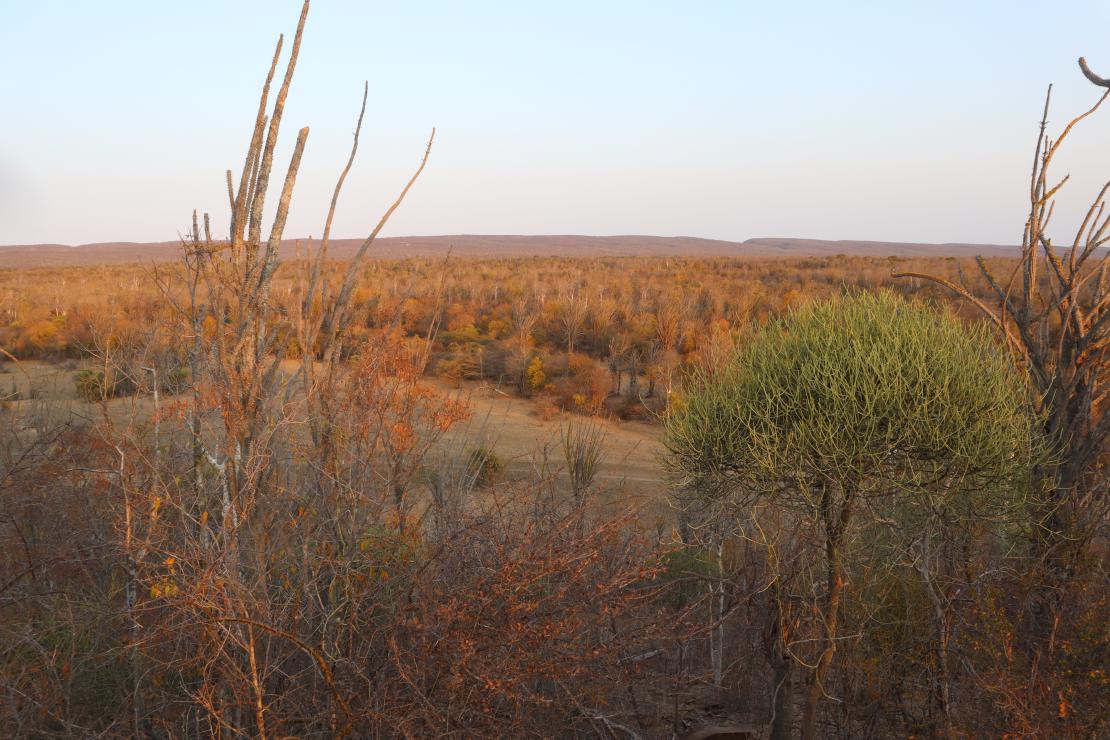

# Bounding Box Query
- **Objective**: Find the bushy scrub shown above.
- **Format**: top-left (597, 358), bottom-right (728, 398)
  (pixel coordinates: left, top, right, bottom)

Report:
top-left (74, 369), bottom-right (137, 402)
top-left (466, 444), bottom-right (505, 487)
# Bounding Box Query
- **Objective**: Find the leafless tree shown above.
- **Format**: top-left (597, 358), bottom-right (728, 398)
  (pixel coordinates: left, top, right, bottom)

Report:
top-left (895, 57), bottom-right (1110, 625)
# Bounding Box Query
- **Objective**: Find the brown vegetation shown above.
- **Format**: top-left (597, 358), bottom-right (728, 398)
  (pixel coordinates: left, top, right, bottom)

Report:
top-left (1, 2), bottom-right (1108, 737)
top-left (0, 253), bottom-right (1010, 420)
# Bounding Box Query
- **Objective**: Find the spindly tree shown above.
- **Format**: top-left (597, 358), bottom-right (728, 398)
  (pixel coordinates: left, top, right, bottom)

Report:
top-left (896, 57), bottom-right (1110, 628)
top-left (664, 291), bottom-right (1037, 739)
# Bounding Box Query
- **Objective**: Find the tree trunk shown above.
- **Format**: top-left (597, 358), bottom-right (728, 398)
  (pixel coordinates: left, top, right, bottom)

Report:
top-left (800, 551), bottom-right (843, 740)
top-left (933, 621), bottom-right (952, 738)
top-left (769, 596), bottom-right (796, 740)
top-left (711, 541), bottom-right (725, 687)
top-left (801, 487), bottom-right (852, 740)
top-left (917, 537), bottom-right (953, 738)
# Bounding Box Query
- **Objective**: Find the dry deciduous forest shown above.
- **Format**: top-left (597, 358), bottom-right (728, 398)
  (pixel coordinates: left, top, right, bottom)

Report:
top-left (2, 2), bottom-right (1109, 738)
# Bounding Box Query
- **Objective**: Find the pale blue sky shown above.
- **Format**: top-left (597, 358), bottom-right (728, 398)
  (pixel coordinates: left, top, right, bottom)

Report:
top-left (3, 1), bottom-right (1110, 245)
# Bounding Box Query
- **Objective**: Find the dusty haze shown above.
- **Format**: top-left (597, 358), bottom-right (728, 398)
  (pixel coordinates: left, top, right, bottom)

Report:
top-left (0, 235), bottom-right (1020, 268)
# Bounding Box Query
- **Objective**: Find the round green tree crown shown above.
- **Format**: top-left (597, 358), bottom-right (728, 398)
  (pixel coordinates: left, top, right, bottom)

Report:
top-left (665, 291), bottom-right (1037, 506)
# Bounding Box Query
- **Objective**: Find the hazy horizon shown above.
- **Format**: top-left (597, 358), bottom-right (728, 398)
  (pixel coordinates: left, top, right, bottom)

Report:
top-left (4, 1), bottom-right (1110, 246)
top-left (0, 233), bottom-right (1022, 250)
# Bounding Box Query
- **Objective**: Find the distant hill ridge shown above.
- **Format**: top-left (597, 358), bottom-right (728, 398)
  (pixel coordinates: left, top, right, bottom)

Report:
top-left (0, 234), bottom-right (1020, 267)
